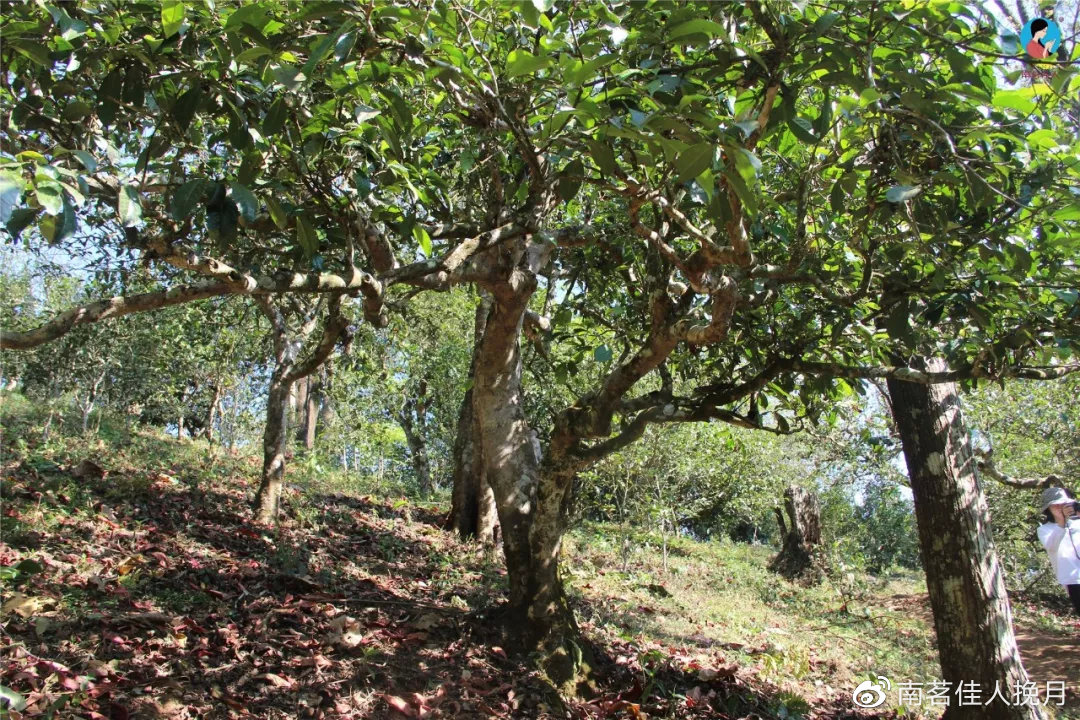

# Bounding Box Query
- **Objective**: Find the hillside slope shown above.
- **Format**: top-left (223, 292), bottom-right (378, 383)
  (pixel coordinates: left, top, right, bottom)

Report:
top-left (1, 398), bottom-right (1076, 719)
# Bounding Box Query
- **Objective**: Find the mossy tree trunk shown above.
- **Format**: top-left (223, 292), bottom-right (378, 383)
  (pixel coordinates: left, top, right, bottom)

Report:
top-left (887, 357), bottom-right (1045, 720)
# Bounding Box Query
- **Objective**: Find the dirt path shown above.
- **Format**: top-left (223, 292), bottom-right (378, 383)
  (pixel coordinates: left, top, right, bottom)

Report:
top-left (887, 593), bottom-right (1080, 711)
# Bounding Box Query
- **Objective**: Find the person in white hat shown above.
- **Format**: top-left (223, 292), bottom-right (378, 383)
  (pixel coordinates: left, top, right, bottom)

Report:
top-left (1036, 486), bottom-right (1080, 615)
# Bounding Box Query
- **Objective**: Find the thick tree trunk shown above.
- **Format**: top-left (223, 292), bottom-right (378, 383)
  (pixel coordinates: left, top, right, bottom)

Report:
top-left (254, 372), bottom-right (291, 525)
top-left (887, 358), bottom-right (1044, 720)
top-left (470, 269), bottom-right (593, 689)
top-left (768, 485), bottom-right (823, 582)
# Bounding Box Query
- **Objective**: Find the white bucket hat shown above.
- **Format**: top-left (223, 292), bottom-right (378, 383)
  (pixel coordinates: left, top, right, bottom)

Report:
top-left (1040, 487), bottom-right (1073, 511)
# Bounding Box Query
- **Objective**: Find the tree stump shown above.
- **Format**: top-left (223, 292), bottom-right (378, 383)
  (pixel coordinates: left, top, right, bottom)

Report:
top-left (768, 485), bottom-right (824, 583)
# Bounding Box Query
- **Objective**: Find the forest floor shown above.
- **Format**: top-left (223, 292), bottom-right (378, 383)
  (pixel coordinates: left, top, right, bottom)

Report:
top-left (1, 395), bottom-right (1077, 720)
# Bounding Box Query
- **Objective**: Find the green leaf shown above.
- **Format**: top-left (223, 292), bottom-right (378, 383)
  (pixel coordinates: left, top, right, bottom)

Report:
top-left (14, 559), bottom-right (43, 576)
top-left (0, 171), bottom-right (22, 224)
top-left (675, 143), bottom-right (713, 184)
top-left (722, 168), bottom-right (758, 216)
top-left (0, 684), bottom-right (27, 712)
top-left (859, 88), bottom-right (882, 105)
top-left (296, 214), bottom-right (318, 258)
top-left (35, 183), bottom-right (63, 215)
top-left (225, 3), bottom-right (270, 31)
top-left (886, 300), bottom-right (912, 344)
top-left (50, 195), bottom-right (77, 243)
top-left (335, 31), bottom-right (357, 63)
top-left (230, 183), bottom-right (258, 223)
top-left (62, 101), bottom-right (93, 122)
top-left (5, 207), bottom-right (38, 239)
top-left (70, 149), bottom-right (98, 172)
top-left (413, 224), bottom-right (432, 256)
top-left (991, 88), bottom-right (1035, 114)
top-left (118, 185), bottom-right (142, 226)
top-left (885, 185), bottom-right (921, 203)
top-left (812, 12), bottom-right (840, 37)
top-left (161, 0), bottom-right (185, 38)
top-left (172, 84), bottom-right (202, 131)
top-left (170, 179), bottom-right (206, 221)
top-left (263, 97), bottom-right (288, 136)
top-left (272, 64), bottom-right (306, 91)
top-left (235, 46), bottom-right (271, 64)
top-left (668, 19), bottom-right (726, 41)
top-left (829, 179), bottom-right (845, 213)
top-left (9, 40), bottom-right (50, 67)
top-left (47, 4), bottom-right (88, 40)
top-left (788, 117), bottom-right (820, 144)
top-left (594, 345), bottom-right (613, 363)
top-left (303, 24), bottom-right (351, 77)
top-left (97, 69), bottom-right (123, 127)
top-left (266, 195), bottom-right (288, 229)
top-left (557, 159), bottom-right (584, 202)
top-left (506, 50), bottom-right (551, 79)
top-left (586, 138), bottom-right (618, 176)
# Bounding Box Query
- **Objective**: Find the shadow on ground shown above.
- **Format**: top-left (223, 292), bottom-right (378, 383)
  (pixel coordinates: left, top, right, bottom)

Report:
top-left (2, 428), bottom-right (909, 719)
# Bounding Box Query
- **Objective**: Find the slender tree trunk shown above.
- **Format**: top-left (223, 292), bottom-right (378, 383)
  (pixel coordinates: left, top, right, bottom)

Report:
top-left (400, 397), bottom-right (433, 495)
top-left (205, 383), bottom-right (221, 443)
top-left (302, 376), bottom-right (319, 451)
top-left (292, 375), bottom-right (308, 436)
top-left (79, 369), bottom-right (107, 434)
top-left (887, 357), bottom-right (1045, 720)
top-left (255, 370), bottom-right (291, 524)
top-left (451, 295), bottom-right (499, 541)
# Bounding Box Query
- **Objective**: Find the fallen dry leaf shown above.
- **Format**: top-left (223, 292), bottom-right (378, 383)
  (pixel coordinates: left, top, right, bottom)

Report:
top-left (327, 615), bottom-right (364, 647)
top-left (382, 694), bottom-right (417, 717)
top-left (1, 593), bottom-right (50, 618)
top-left (260, 672), bottom-right (294, 689)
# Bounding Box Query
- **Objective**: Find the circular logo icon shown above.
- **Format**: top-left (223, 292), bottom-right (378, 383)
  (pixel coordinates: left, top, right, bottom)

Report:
top-left (852, 678), bottom-right (890, 708)
top-left (1021, 17), bottom-right (1061, 59)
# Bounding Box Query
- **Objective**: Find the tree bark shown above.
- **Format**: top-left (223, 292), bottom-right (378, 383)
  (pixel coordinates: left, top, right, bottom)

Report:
top-left (204, 382), bottom-right (221, 443)
top-left (302, 376), bottom-right (319, 451)
top-left (292, 375), bottom-right (309, 439)
top-left (887, 357), bottom-right (1045, 720)
top-left (254, 370), bottom-right (291, 524)
top-left (468, 265), bottom-right (592, 689)
top-left (400, 391), bottom-right (434, 496)
top-left (252, 294), bottom-right (350, 524)
top-left (768, 485), bottom-right (823, 582)
top-left (450, 295), bottom-right (498, 541)
top-left (449, 385), bottom-right (498, 541)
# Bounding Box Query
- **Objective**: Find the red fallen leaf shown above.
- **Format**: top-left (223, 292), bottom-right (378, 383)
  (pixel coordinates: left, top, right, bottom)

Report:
top-left (382, 694), bottom-right (417, 717)
top-left (490, 646), bottom-right (507, 658)
top-left (60, 674), bottom-right (81, 690)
